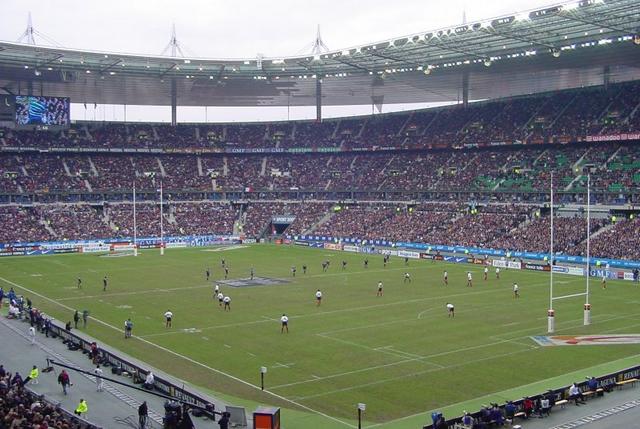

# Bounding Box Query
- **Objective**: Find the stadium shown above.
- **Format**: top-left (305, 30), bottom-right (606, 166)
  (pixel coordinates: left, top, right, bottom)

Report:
top-left (0, 0), bottom-right (640, 428)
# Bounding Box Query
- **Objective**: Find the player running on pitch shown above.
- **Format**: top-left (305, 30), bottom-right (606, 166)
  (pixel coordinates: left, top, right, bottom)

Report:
top-left (513, 283), bottom-right (520, 298)
top-left (217, 292), bottom-right (224, 307)
top-left (446, 303), bottom-right (455, 318)
top-left (403, 272), bottom-right (411, 283)
top-left (315, 289), bottom-right (323, 306)
top-left (601, 275), bottom-right (607, 289)
top-left (206, 268), bottom-right (211, 281)
top-left (223, 295), bottom-right (231, 311)
top-left (377, 281), bottom-right (384, 296)
top-left (77, 278), bottom-right (82, 289)
top-left (495, 267), bottom-right (500, 279)
top-left (484, 266), bottom-right (489, 281)
top-left (342, 260), bottom-right (347, 270)
top-left (466, 272), bottom-right (473, 287)
top-left (280, 314), bottom-right (289, 333)
top-left (291, 266), bottom-right (297, 277)
top-left (443, 270), bottom-right (448, 286)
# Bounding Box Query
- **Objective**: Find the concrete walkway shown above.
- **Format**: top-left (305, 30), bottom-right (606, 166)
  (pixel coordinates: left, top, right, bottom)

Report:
top-left (0, 315), bottom-right (226, 429)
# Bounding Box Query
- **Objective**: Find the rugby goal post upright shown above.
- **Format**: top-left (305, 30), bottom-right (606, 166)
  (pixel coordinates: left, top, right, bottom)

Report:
top-left (584, 174), bottom-right (591, 326)
top-left (133, 184), bottom-right (138, 256)
top-left (548, 173), bottom-right (590, 334)
top-left (159, 179), bottom-right (165, 256)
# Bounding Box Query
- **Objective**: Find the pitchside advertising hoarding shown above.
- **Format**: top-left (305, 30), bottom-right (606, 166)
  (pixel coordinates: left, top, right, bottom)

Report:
top-left (286, 235), bottom-right (639, 281)
top-left (288, 235), bottom-right (640, 270)
top-left (0, 235), bottom-right (240, 257)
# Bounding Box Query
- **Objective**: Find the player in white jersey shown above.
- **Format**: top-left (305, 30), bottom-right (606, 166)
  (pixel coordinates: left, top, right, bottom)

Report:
top-left (484, 266), bottom-right (489, 281)
top-left (315, 290), bottom-right (323, 306)
top-left (280, 314), bottom-right (289, 333)
top-left (223, 296), bottom-right (231, 311)
top-left (601, 275), bottom-right (607, 290)
top-left (443, 271), bottom-right (448, 286)
top-left (377, 281), bottom-right (383, 296)
top-left (513, 283), bottom-right (519, 298)
top-left (446, 303), bottom-right (455, 318)
top-left (217, 292), bottom-right (224, 307)
top-left (495, 267), bottom-right (500, 279)
top-left (164, 310), bottom-right (173, 328)
top-left (403, 272), bottom-right (411, 284)
top-left (467, 272), bottom-right (473, 287)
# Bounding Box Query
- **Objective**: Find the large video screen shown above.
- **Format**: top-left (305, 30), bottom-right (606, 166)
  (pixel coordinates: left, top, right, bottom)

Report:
top-left (15, 96), bottom-right (70, 126)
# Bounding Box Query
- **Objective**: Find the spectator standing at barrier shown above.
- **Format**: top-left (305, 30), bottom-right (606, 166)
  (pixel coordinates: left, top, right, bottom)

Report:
top-left (90, 342), bottom-right (100, 364)
top-left (73, 310), bottom-right (80, 329)
top-left (218, 411), bottom-right (230, 429)
top-left (74, 398), bottom-right (88, 416)
top-left (0, 286), bottom-right (4, 308)
top-left (28, 325), bottom-right (36, 345)
top-left (139, 401), bottom-right (148, 429)
top-left (523, 397), bottom-right (534, 417)
top-left (82, 310), bottom-right (89, 328)
top-left (94, 365), bottom-right (104, 392)
top-left (58, 370), bottom-right (70, 395)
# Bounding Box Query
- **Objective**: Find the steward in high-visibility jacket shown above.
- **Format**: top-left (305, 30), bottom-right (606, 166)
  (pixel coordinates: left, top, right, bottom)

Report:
top-left (28, 366), bottom-right (39, 384)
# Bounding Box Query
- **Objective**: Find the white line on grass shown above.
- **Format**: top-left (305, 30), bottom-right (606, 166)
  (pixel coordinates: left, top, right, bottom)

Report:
top-left (363, 350), bottom-right (640, 429)
top-left (140, 286), bottom-right (524, 339)
top-left (0, 276), bottom-right (357, 429)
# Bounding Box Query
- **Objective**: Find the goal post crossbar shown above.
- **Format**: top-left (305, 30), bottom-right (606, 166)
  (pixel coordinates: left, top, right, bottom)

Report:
top-left (551, 292), bottom-right (588, 301)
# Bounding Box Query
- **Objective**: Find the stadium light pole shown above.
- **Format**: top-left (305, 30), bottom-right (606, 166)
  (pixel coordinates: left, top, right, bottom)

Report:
top-left (260, 366), bottom-right (267, 390)
top-left (584, 174), bottom-right (591, 325)
top-left (133, 183), bottom-right (138, 256)
top-left (160, 179), bottom-right (165, 256)
top-left (548, 172), bottom-right (555, 333)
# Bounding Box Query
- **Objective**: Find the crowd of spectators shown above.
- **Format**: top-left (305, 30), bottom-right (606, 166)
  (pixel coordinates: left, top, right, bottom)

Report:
top-left (3, 80), bottom-right (639, 154)
top-left (0, 364), bottom-right (87, 429)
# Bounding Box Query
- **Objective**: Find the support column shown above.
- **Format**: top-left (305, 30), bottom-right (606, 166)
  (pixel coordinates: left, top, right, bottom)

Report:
top-left (171, 78), bottom-right (177, 126)
top-left (603, 65), bottom-right (610, 91)
top-left (27, 80), bottom-right (34, 96)
top-left (316, 77), bottom-right (322, 122)
top-left (462, 70), bottom-right (469, 108)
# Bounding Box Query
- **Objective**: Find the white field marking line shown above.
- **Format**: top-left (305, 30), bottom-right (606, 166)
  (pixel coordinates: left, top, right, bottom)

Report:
top-left (417, 307), bottom-right (437, 319)
top-left (139, 286), bottom-right (525, 339)
top-left (293, 346), bottom-right (537, 401)
top-left (0, 276), bottom-right (357, 429)
top-left (57, 284), bottom-right (213, 301)
top-left (489, 313), bottom-right (620, 341)
top-left (364, 352), bottom-right (640, 429)
top-left (316, 333), bottom-right (452, 368)
top-left (501, 321), bottom-right (521, 327)
top-left (316, 293), bottom-right (551, 337)
top-left (278, 314), bottom-right (629, 392)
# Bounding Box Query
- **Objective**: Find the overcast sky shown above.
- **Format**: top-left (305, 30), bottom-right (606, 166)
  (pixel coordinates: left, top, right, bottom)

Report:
top-left (2, 0), bottom-right (558, 58)
top-left (1, 0), bottom-right (560, 122)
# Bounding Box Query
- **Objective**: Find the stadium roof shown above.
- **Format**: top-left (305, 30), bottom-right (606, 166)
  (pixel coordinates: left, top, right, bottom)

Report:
top-left (0, 0), bottom-right (639, 107)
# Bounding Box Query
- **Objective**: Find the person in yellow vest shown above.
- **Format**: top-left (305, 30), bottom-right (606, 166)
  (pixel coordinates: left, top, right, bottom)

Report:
top-left (74, 398), bottom-right (88, 416)
top-left (29, 365), bottom-right (39, 385)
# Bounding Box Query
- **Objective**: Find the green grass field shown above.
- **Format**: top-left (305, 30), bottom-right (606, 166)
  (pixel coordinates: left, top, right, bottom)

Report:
top-left (1, 244), bottom-right (640, 428)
